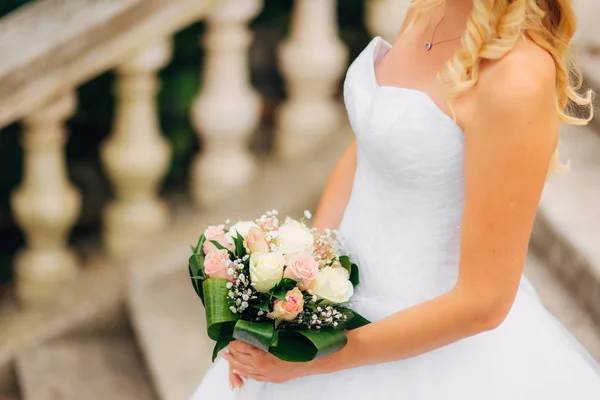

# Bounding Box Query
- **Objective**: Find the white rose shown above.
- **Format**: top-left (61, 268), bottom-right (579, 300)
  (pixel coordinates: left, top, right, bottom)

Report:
top-left (249, 252), bottom-right (285, 293)
top-left (227, 220), bottom-right (258, 242)
top-left (277, 218), bottom-right (314, 255)
top-left (310, 267), bottom-right (354, 304)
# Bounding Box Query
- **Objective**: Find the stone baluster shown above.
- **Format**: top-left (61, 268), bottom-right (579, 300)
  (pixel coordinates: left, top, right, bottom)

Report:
top-left (365, 0), bottom-right (408, 42)
top-left (275, 0), bottom-right (348, 160)
top-left (100, 38), bottom-right (173, 259)
top-left (11, 92), bottom-right (81, 307)
top-left (190, 0), bottom-right (263, 205)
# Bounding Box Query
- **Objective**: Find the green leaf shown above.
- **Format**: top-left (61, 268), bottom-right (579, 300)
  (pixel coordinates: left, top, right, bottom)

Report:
top-left (194, 235), bottom-right (206, 255)
top-left (339, 255), bottom-right (351, 269)
top-left (212, 338), bottom-right (234, 362)
top-left (189, 253), bottom-right (204, 276)
top-left (250, 295), bottom-right (271, 312)
top-left (208, 239), bottom-right (236, 259)
top-left (270, 330), bottom-right (280, 347)
top-left (233, 320), bottom-right (275, 352)
top-left (270, 278), bottom-right (299, 300)
top-left (338, 308), bottom-right (370, 330)
top-left (234, 231), bottom-right (247, 259)
top-left (188, 254), bottom-right (205, 302)
top-left (203, 279), bottom-right (238, 341)
top-left (281, 278), bottom-right (299, 290)
top-left (209, 240), bottom-right (229, 252)
top-left (270, 288), bottom-right (286, 301)
top-left (269, 328), bottom-right (347, 362)
top-left (349, 263), bottom-right (360, 287)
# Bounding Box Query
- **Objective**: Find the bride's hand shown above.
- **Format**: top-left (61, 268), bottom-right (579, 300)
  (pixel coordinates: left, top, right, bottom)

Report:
top-left (229, 360), bottom-right (244, 390)
top-left (224, 340), bottom-right (309, 384)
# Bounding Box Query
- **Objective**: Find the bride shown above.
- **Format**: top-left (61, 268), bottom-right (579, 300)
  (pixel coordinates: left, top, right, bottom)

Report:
top-left (191, 0), bottom-right (600, 398)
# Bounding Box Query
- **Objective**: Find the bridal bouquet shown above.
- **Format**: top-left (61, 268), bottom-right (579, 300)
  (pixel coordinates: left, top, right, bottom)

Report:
top-left (188, 210), bottom-right (369, 362)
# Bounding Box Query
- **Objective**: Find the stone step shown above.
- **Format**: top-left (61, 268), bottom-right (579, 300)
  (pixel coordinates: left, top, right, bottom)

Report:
top-left (0, 262), bottom-right (128, 393)
top-left (126, 132), bottom-right (350, 400)
top-left (530, 125), bottom-right (600, 326)
top-left (16, 336), bottom-right (157, 400)
top-left (524, 254), bottom-right (600, 361)
top-left (128, 265), bottom-right (213, 400)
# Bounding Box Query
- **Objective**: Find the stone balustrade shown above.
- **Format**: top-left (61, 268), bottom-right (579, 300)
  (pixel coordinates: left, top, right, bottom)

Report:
top-left (0, 0), bottom-right (404, 307)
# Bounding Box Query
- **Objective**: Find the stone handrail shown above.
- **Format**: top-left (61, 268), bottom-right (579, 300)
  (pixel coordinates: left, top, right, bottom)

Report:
top-left (0, 0), bottom-right (218, 130)
top-left (0, 0), bottom-right (404, 308)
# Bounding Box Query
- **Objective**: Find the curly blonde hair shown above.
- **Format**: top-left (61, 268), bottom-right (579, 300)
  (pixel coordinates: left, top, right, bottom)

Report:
top-left (410, 0), bottom-right (594, 171)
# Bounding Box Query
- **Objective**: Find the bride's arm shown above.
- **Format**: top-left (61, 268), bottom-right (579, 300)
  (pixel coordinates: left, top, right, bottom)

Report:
top-left (312, 140), bottom-right (357, 232)
top-left (224, 44), bottom-right (559, 383)
top-left (310, 48), bottom-right (559, 374)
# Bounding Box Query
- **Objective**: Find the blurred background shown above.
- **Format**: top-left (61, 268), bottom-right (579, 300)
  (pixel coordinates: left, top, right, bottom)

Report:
top-left (0, 0), bottom-right (598, 399)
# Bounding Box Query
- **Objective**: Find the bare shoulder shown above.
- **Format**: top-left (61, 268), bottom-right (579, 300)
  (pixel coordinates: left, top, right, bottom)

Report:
top-left (466, 36), bottom-right (558, 150)
top-left (477, 36), bottom-right (557, 119)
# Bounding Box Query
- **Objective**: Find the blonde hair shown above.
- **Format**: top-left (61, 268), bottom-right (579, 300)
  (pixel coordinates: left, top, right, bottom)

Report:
top-left (409, 0), bottom-right (594, 172)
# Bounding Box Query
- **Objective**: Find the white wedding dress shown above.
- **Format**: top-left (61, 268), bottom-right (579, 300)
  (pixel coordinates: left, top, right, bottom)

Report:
top-left (190, 37), bottom-right (600, 399)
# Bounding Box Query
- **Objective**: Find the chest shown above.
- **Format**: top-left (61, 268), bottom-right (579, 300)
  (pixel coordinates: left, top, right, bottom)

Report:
top-left (373, 30), bottom-right (464, 120)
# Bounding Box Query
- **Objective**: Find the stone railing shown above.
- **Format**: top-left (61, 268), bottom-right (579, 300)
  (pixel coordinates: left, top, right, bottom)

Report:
top-left (0, 0), bottom-right (406, 309)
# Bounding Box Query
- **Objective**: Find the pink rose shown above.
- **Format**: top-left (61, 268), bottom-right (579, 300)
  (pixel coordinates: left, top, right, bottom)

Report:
top-left (283, 253), bottom-right (319, 290)
top-left (204, 249), bottom-right (233, 281)
top-left (203, 225), bottom-right (231, 254)
top-left (267, 287), bottom-right (304, 321)
top-left (245, 227), bottom-right (270, 253)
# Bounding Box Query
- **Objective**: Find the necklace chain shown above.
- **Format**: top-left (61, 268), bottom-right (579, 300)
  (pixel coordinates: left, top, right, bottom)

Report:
top-left (426, 15), bottom-right (462, 51)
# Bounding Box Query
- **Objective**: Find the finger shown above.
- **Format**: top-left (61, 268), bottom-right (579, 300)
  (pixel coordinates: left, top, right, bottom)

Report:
top-left (224, 352), bottom-right (260, 370)
top-left (229, 366), bottom-right (244, 390)
top-left (246, 373), bottom-right (272, 383)
top-left (227, 351), bottom-right (261, 367)
top-left (226, 356), bottom-right (261, 376)
top-left (232, 368), bottom-right (248, 380)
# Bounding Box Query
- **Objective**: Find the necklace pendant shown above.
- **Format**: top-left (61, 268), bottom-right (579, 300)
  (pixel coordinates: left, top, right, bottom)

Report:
top-left (425, 42), bottom-right (432, 51)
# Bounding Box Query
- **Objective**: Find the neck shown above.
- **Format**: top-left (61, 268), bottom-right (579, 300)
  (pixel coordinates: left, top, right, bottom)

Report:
top-left (441, 0), bottom-right (473, 29)
top-left (444, 0), bottom-right (473, 9)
